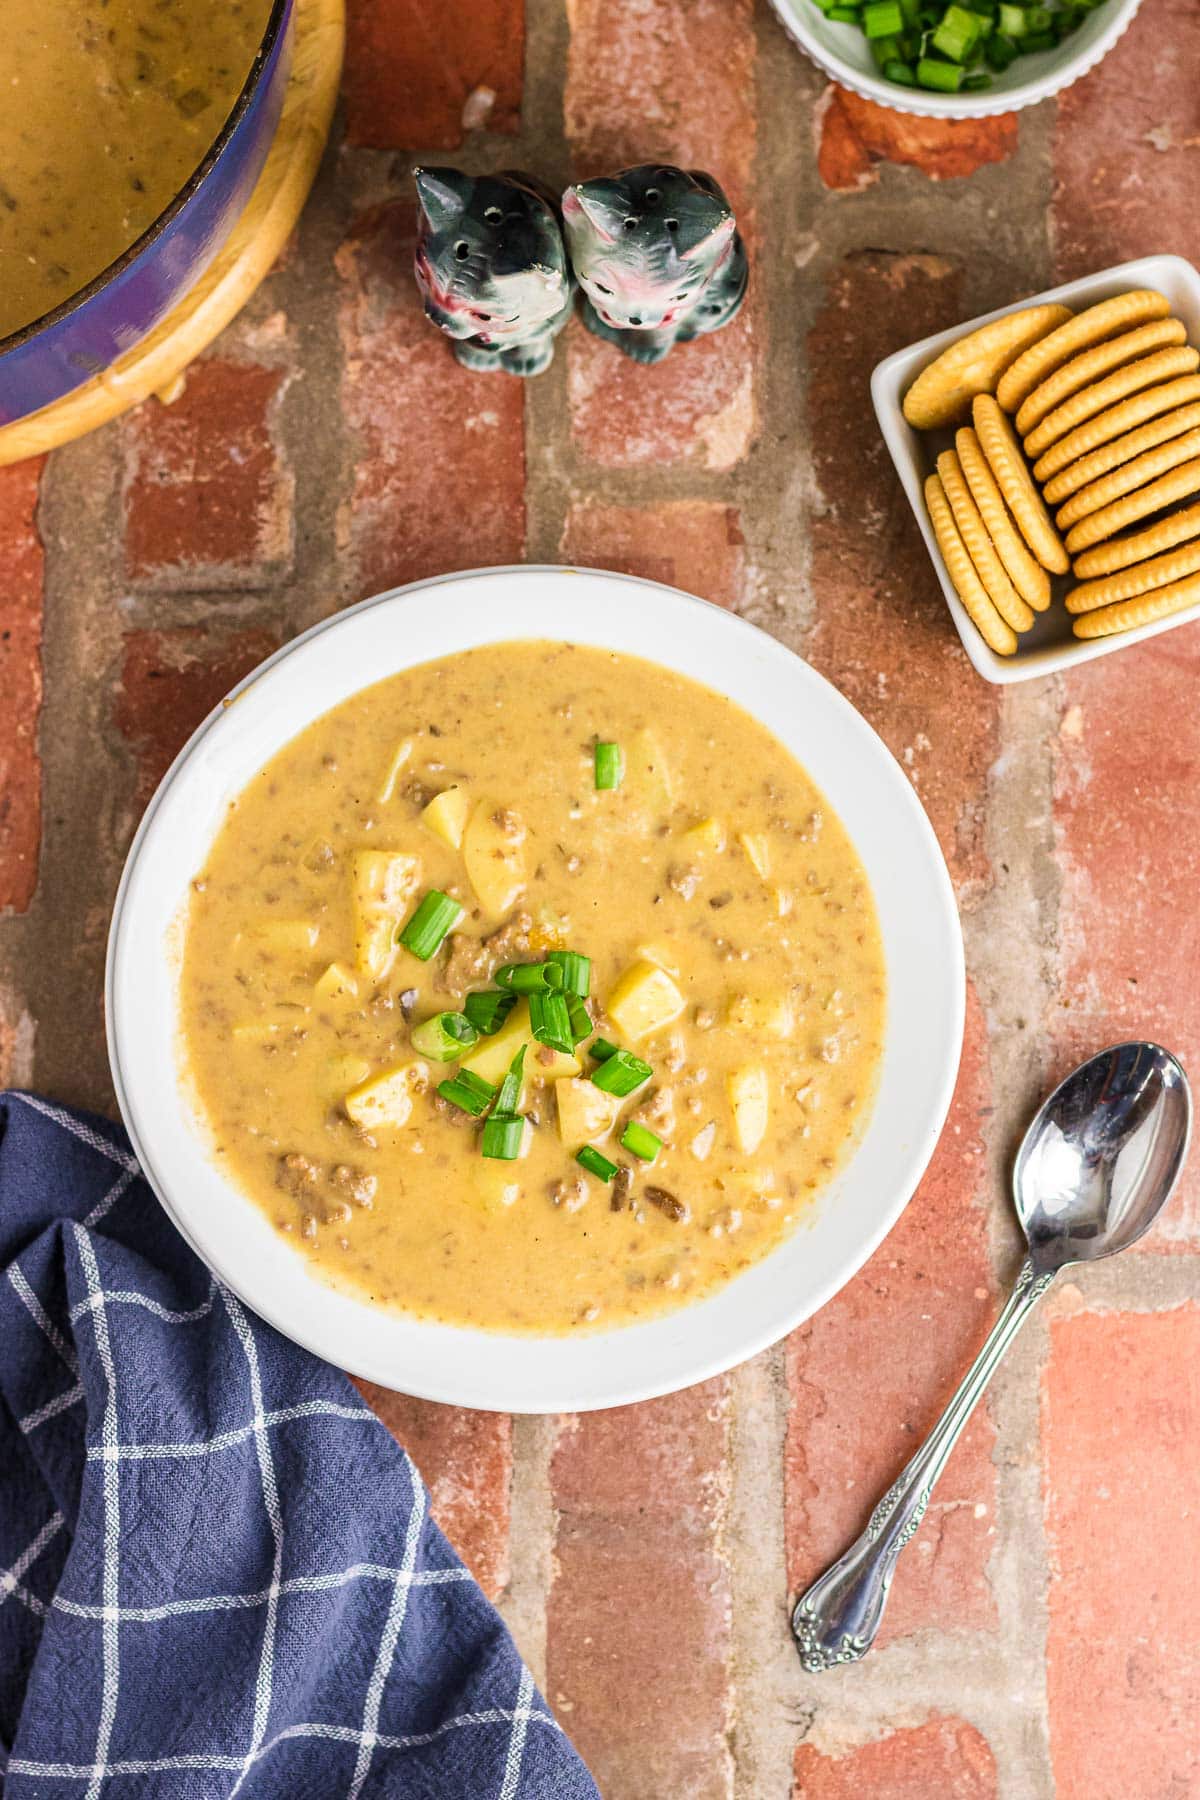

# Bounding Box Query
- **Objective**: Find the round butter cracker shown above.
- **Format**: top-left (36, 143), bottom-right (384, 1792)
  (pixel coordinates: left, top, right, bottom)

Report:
top-left (1023, 346), bottom-right (1200, 460)
top-left (925, 472), bottom-right (1019, 656)
top-left (1033, 376), bottom-right (1200, 482)
top-left (996, 289), bottom-right (1171, 414)
top-left (1056, 428), bottom-right (1200, 529)
top-left (1064, 457), bottom-right (1200, 555)
top-left (955, 427), bottom-right (1051, 610)
top-left (1072, 501), bottom-right (1200, 578)
top-left (973, 394), bottom-right (1069, 574)
top-left (1073, 570), bottom-right (1200, 639)
top-left (1043, 403), bottom-right (1200, 504)
top-left (903, 304), bottom-right (1073, 431)
top-left (937, 449), bottom-right (1035, 633)
top-left (1066, 541), bottom-right (1200, 614)
top-left (1014, 318), bottom-right (1187, 436)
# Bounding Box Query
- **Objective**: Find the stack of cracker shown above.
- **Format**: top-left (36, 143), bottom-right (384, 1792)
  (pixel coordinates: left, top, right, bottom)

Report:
top-left (904, 288), bottom-right (1200, 654)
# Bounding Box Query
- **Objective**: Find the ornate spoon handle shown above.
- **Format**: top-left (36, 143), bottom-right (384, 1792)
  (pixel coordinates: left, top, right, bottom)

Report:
top-left (792, 1257), bottom-right (1057, 1673)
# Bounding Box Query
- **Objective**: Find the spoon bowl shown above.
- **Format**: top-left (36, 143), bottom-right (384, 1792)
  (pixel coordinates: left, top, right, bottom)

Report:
top-left (1015, 1042), bottom-right (1192, 1274)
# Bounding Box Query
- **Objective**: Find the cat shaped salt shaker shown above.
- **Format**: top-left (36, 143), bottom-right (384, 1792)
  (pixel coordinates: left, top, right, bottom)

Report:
top-left (413, 167), bottom-right (574, 377)
top-left (562, 165), bottom-right (748, 364)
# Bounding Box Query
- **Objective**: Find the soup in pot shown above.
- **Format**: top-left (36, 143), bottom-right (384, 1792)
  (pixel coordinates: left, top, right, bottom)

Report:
top-left (0, 0), bottom-right (274, 339)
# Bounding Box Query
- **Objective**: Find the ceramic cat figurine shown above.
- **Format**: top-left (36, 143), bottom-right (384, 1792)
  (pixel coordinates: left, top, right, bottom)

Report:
top-left (562, 165), bottom-right (748, 364)
top-left (413, 167), bottom-right (574, 376)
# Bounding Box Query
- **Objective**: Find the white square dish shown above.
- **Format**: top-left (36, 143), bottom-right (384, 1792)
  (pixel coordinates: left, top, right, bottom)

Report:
top-left (871, 253), bottom-right (1200, 685)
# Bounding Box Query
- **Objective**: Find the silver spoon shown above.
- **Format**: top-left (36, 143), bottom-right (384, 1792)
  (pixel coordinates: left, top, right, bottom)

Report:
top-left (792, 1040), bottom-right (1192, 1673)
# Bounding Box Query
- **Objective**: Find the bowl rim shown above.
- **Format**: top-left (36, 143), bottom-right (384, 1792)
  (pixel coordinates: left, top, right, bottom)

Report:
top-left (105, 566), bottom-right (965, 1412)
top-left (763, 0), bottom-right (1143, 119)
top-left (0, 0), bottom-right (292, 357)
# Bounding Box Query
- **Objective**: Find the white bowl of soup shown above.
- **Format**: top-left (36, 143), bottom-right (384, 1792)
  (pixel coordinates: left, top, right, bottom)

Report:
top-left (106, 567), bottom-right (964, 1411)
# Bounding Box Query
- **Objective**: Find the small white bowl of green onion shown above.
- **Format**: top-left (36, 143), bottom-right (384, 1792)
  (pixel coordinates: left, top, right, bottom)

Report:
top-left (768, 0), bottom-right (1141, 115)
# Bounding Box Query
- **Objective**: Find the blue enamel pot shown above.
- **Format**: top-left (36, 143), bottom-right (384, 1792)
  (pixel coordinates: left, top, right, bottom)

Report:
top-left (0, 0), bottom-right (294, 427)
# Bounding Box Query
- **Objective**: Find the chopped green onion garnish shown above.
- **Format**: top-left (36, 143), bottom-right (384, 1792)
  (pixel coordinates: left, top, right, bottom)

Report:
top-left (985, 29), bottom-right (1018, 62)
top-left (589, 1037), bottom-right (619, 1063)
top-left (916, 53), bottom-right (964, 86)
top-left (566, 993), bottom-right (593, 1046)
top-left (495, 961), bottom-right (553, 993)
top-left (481, 1113), bottom-right (525, 1160)
top-left (546, 950), bottom-right (591, 997)
top-left (529, 991), bottom-right (573, 1056)
top-left (437, 1069), bottom-right (496, 1117)
top-left (399, 889), bottom-right (464, 960)
top-left (594, 742), bottom-right (623, 790)
top-left (411, 1011), bottom-right (479, 1061)
top-left (870, 30), bottom-right (902, 65)
top-left (1019, 26), bottom-right (1054, 45)
top-left (883, 55), bottom-right (918, 78)
top-left (864, 0), bottom-right (904, 33)
top-left (495, 1046), bottom-right (527, 1116)
top-left (463, 989), bottom-right (517, 1035)
top-left (576, 1145), bottom-right (618, 1182)
top-left (590, 1049), bottom-right (653, 1098)
top-left (931, 3), bottom-right (980, 58)
top-left (620, 1121), bottom-right (661, 1163)
top-left (962, 67), bottom-right (992, 83)
top-left (826, 6), bottom-right (861, 17)
top-left (997, 2), bottom-right (1025, 31)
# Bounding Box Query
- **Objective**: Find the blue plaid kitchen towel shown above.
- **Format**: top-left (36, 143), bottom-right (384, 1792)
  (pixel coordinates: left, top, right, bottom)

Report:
top-left (0, 1092), bottom-right (600, 1799)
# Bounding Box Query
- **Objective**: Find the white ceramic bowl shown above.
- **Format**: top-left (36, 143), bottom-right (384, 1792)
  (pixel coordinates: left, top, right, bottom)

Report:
top-left (873, 254), bottom-right (1200, 685)
top-left (767, 0), bottom-right (1141, 118)
top-left (106, 568), bottom-right (964, 1412)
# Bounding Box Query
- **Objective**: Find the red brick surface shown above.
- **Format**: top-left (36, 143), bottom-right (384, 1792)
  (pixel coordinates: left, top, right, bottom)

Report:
top-left (343, 0), bottom-right (523, 149)
top-left (122, 362), bottom-right (293, 590)
top-left (561, 500), bottom-right (745, 607)
top-left (1052, 0), bottom-right (1200, 279)
top-left (352, 1384), bottom-right (512, 1598)
top-left (794, 1718), bottom-right (998, 1798)
top-left (1043, 1305), bottom-right (1200, 1800)
top-left (817, 88), bottom-right (1018, 192)
top-left (547, 1380), bottom-right (733, 1800)
top-left (114, 628), bottom-right (279, 811)
top-left (0, 459), bottom-right (44, 915)
top-left (804, 251), bottom-right (999, 895)
top-left (1054, 637), bottom-right (1200, 1243)
top-left (786, 985), bottom-right (998, 1641)
top-left (336, 205), bottom-right (526, 597)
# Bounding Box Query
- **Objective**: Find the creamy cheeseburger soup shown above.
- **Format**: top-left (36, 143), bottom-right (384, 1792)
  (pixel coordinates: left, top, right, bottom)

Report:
top-left (181, 643), bottom-right (886, 1333)
top-left (0, 0), bottom-right (273, 339)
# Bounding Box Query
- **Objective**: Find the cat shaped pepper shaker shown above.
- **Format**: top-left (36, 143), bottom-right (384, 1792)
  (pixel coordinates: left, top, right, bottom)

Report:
top-left (562, 165), bottom-right (748, 364)
top-left (413, 167), bottom-right (574, 376)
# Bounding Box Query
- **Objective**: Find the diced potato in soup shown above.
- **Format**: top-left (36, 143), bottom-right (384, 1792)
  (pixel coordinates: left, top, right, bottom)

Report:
top-left (181, 643), bottom-right (885, 1333)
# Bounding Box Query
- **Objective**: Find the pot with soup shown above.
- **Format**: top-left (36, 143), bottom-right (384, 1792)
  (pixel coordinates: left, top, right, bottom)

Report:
top-left (0, 0), bottom-right (291, 423)
top-left (180, 642), bottom-right (887, 1336)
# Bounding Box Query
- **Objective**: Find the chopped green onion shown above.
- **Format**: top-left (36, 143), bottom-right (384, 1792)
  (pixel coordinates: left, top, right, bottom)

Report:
top-left (546, 950), bottom-right (591, 997)
top-left (985, 29), bottom-right (1018, 62)
top-left (870, 30), bottom-right (902, 64)
top-left (495, 1046), bottom-right (527, 1116)
top-left (883, 55), bottom-right (918, 78)
top-left (411, 1011), bottom-right (479, 1061)
top-left (576, 1145), bottom-right (618, 1182)
top-left (591, 1049), bottom-right (653, 1098)
top-left (463, 988), bottom-right (517, 1035)
top-left (963, 67), bottom-right (992, 83)
top-left (589, 1037), bottom-right (619, 1063)
top-left (826, 6), bottom-right (861, 17)
top-left (1019, 26), bottom-right (1054, 45)
top-left (399, 890), bottom-right (464, 960)
top-left (917, 52), bottom-right (964, 86)
top-left (529, 991), bottom-right (573, 1056)
top-left (997, 2), bottom-right (1026, 31)
top-left (864, 0), bottom-right (904, 32)
top-left (594, 742), bottom-right (623, 790)
top-left (437, 1069), bottom-right (496, 1117)
top-left (495, 960), bottom-right (553, 993)
top-left (620, 1121), bottom-right (662, 1163)
top-left (481, 1113), bottom-right (525, 1160)
top-left (566, 993), bottom-right (593, 1046)
top-left (931, 3), bottom-right (981, 58)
